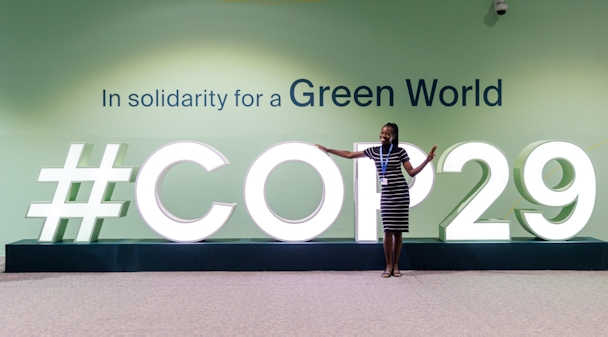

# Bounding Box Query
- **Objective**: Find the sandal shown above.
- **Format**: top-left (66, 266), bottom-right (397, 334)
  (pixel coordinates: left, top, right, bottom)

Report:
top-left (392, 269), bottom-right (402, 277)
top-left (381, 269), bottom-right (391, 278)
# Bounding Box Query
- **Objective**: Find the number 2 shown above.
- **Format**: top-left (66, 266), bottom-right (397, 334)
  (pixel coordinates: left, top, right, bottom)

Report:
top-left (437, 142), bottom-right (511, 241)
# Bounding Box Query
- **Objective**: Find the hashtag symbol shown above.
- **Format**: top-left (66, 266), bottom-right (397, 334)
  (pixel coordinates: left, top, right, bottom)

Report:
top-left (26, 143), bottom-right (136, 243)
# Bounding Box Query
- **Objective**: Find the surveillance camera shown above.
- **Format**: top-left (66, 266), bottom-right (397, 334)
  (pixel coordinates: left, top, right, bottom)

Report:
top-left (493, 0), bottom-right (508, 15)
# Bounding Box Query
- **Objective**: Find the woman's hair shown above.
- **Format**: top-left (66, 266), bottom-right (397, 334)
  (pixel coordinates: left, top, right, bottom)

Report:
top-left (383, 122), bottom-right (399, 147)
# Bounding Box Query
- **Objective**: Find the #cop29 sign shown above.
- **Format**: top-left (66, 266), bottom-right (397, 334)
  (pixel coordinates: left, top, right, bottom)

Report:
top-left (26, 139), bottom-right (595, 243)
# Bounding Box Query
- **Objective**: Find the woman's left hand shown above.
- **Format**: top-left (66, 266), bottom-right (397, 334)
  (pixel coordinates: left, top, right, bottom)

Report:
top-left (426, 145), bottom-right (437, 162)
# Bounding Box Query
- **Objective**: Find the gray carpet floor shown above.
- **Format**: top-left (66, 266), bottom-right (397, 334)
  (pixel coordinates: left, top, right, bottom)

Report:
top-left (1, 257), bottom-right (607, 335)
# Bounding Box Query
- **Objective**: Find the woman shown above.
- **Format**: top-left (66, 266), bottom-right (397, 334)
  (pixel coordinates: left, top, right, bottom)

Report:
top-left (316, 123), bottom-right (436, 278)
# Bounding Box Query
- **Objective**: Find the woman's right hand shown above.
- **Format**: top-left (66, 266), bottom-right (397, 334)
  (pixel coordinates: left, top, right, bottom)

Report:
top-left (315, 144), bottom-right (329, 153)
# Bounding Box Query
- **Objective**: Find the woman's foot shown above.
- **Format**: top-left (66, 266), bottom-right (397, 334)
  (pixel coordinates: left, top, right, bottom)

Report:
top-left (392, 269), bottom-right (402, 277)
top-left (381, 269), bottom-right (391, 278)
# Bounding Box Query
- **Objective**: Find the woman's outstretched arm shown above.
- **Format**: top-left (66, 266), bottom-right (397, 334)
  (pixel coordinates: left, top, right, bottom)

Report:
top-left (403, 146), bottom-right (437, 177)
top-left (316, 144), bottom-right (366, 159)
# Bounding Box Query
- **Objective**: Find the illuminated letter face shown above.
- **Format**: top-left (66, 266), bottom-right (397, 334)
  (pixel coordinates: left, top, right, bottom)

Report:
top-left (514, 141), bottom-right (596, 240)
top-left (437, 142), bottom-right (510, 241)
top-left (135, 141), bottom-right (235, 242)
top-left (244, 142), bottom-right (344, 241)
top-left (26, 143), bottom-right (135, 243)
top-left (354, 143), bottom-right (435, 242)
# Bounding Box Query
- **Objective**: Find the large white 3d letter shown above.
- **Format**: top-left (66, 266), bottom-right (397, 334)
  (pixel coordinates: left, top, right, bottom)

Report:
top-left (135, 141), bottom-right (235, 242)
top-left (514, 141), bottom-right (595, 240)
top-left (355, 143), bottom-right (435, 242)
top-left (26, 143), bottom-right (135, 243)
top-left (244, 142), bottom-right (344, 241)
top-left (437, 142), bottom-right (510, 241)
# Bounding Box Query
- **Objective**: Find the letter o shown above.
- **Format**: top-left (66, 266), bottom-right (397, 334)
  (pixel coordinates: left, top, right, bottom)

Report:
top-left (244, 142), bottom-right (344, 241)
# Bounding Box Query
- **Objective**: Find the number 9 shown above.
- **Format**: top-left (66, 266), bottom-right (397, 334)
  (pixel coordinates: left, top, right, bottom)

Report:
top-left (514, 141), bottom-right (596, 240)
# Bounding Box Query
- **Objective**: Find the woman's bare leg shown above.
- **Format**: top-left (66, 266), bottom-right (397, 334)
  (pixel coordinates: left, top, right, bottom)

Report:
top-left (382, 231), bottom-right (394, 277)
top-left (392, 231), bottom-right (403, 277)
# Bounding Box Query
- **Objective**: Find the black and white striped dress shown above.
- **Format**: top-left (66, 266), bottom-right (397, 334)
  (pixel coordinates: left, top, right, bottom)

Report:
top-left (364, 146), bottom-right (410, 232)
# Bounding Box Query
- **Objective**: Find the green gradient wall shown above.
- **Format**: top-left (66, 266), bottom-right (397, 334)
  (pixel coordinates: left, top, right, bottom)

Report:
top-left (1, 0), bottom-right (607, 253)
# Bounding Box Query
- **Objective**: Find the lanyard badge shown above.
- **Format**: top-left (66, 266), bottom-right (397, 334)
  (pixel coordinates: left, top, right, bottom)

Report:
top-left (379, 144), bottom-right (393, 186)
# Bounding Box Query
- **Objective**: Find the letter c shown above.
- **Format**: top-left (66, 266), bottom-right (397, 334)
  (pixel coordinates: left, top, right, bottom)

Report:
top-left (135, 141), bottom-right (235, 242)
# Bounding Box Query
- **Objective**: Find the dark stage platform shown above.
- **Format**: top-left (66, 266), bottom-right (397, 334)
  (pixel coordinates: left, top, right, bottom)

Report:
top-left (5, 237), bottom-right (608, 272)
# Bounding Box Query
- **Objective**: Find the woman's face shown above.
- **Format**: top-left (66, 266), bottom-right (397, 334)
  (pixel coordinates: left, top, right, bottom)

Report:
top-left (379, 126), bottom-right (394, 145)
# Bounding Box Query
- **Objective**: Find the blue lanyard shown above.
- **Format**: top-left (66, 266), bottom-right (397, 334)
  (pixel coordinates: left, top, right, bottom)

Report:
top-left (379, 144), bottom-right (393, 177)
